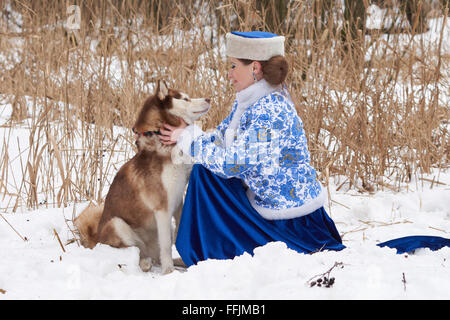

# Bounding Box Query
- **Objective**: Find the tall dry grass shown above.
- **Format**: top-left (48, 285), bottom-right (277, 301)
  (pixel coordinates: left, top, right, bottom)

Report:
top-left (0, 0), bottom-right (448, 212)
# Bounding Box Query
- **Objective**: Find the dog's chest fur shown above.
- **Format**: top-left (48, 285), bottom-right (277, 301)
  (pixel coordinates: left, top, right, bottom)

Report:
top-left (100, 145), bottom-right (190, 230)
top-left (161, 158), bottom-right (191, 215)
top-left (137, 146), bottom-right (189, 200)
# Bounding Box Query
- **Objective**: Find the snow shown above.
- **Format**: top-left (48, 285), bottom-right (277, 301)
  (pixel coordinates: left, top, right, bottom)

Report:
top-left (365, 15), bottom-right (450, 62)
top-left (1, 3), bottom-right (449, 301)
top-left (0, 169), bottom-right (448, 300)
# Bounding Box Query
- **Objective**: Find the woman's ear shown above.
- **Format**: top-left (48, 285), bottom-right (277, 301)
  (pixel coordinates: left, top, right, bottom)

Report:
top-left (252, 61), bottom-right (262, 74)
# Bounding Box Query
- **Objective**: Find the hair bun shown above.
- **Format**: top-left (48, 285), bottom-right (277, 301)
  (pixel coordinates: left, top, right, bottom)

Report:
top-left (262, 55), bottom-right (288, 85)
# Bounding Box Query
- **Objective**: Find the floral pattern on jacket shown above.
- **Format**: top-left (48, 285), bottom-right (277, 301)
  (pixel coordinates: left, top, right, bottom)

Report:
top-left (184, 89), bottom-right (325, 218)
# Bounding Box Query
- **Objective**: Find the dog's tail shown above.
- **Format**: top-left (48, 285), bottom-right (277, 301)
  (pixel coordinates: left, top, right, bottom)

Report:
top-left (73, 202), bottom-right (104, 249)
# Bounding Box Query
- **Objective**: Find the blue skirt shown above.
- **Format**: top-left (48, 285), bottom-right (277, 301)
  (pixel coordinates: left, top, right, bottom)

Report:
top-left (175, 165), bottom-right (345, 267)
top-left (176, 165), bottom-right (450, 267)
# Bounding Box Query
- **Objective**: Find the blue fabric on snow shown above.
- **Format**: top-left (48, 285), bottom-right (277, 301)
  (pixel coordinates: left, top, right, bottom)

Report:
top-left (377, 236), bottom-right (450, 254)
top-left (230, 31), bottom-right (279, 38)
top-left (175, 164), bottom-right (345, 267)
top-left (175, 167), bottom-right (450, 267)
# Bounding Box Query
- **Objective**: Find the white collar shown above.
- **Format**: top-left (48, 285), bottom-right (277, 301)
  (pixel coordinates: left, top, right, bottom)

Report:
top-left (235, 79), bottom-right (281, 110)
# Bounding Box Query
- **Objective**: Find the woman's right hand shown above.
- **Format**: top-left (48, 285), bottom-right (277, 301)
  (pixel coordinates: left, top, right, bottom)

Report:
top-left (159, 118), bottom-right (188, 145)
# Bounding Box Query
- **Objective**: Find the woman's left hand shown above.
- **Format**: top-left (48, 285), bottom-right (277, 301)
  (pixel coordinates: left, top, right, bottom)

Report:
top-left (159, 118), bottom-right (188, 145)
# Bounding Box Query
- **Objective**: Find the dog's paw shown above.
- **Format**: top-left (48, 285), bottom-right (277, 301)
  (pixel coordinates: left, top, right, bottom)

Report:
top-left (139, 257), bottom-right (153, 272)
top-left (161, 264), bottom-right (175, 275)
top-left (173, 257), bottom-right (186, 268)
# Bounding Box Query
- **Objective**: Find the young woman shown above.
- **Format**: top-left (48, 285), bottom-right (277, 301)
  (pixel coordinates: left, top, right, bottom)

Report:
top-left (157, 31), bottom-right (450, 267)
top-left (158, 31), bottom-right (346, 267)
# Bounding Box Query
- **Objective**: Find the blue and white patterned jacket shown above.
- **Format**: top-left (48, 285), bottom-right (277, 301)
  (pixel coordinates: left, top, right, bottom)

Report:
top-left (177, 79), bottom-right (326, 220)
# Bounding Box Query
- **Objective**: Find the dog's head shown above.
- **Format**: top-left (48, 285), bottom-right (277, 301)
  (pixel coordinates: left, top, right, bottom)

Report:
top-left (133, 80), bottom-right (210, 150)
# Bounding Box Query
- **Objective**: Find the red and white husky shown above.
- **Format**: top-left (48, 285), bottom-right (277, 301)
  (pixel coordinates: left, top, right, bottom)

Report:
top-left (74, 81), bottom-right (210, 274)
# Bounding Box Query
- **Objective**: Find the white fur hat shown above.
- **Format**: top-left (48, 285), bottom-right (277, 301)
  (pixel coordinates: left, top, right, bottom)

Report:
top-left (226, 31), bottom-right (285, 61)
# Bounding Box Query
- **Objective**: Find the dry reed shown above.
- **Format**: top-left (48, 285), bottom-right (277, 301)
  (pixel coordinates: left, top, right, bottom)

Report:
top-left (0, 0), bottom-right (448, 212)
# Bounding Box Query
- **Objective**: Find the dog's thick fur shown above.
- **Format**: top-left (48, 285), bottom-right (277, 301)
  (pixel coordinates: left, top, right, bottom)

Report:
top-left (74, 81), bottom-right (210, 274)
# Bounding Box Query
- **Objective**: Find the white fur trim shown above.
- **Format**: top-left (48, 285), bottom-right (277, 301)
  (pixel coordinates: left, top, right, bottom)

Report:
top-left (246, 186), bottom-right (327, 220)
top-left (226, 33), bottom-right (285, 61)
top-left (235, 78), bottom-right (281, 109)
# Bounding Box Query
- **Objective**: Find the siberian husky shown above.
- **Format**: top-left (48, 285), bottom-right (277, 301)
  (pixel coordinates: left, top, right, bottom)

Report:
top-left (74, 81), bottom-right (210, 274)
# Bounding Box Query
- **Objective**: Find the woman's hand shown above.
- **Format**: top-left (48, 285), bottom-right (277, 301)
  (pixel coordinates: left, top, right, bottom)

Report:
top-left (159, 118), bottom-right (188, 145)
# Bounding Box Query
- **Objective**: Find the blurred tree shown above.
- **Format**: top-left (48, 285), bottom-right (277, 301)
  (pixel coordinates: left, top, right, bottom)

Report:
top-left (312, 0), bottom-right (336, 41)
top-left (255, 0), bottom-right (290, 34)
top-left (341, 0), bottom-right (367, 56)
top-left (398, 0), bottom-right (428, 34)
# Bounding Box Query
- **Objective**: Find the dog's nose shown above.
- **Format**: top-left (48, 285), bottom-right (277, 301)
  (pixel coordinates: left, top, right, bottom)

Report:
top-left (205, 98), bottom-right (211, 104)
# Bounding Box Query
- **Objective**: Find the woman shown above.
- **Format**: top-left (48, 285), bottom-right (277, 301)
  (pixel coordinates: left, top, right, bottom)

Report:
top-left (159, 31), bottom-right (345, 267)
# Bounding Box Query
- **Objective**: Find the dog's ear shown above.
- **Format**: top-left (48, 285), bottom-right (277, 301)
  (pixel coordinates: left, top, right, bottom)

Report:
top-left (156, 80), bottom-right (169, 101)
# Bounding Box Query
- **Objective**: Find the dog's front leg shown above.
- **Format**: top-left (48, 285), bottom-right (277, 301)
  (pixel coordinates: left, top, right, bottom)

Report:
top-left (172, 202), bottom-right (183, 242)
top-left (155, 211), bottom-right (174, 274)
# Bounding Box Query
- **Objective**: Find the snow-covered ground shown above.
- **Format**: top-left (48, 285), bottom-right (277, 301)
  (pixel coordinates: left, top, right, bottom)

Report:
top-left (0, 169), bottom-right (448, 300)
top-left (1, 3), bottom-right (449, 301)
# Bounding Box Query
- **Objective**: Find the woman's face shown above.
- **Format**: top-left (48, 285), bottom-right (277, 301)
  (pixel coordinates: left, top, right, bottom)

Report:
top-left (228, 58), bottom-right (254, 92)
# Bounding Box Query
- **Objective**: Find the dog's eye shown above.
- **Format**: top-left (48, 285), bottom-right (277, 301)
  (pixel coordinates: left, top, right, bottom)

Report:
top-left (183, 98), bottom-right (190, 102)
